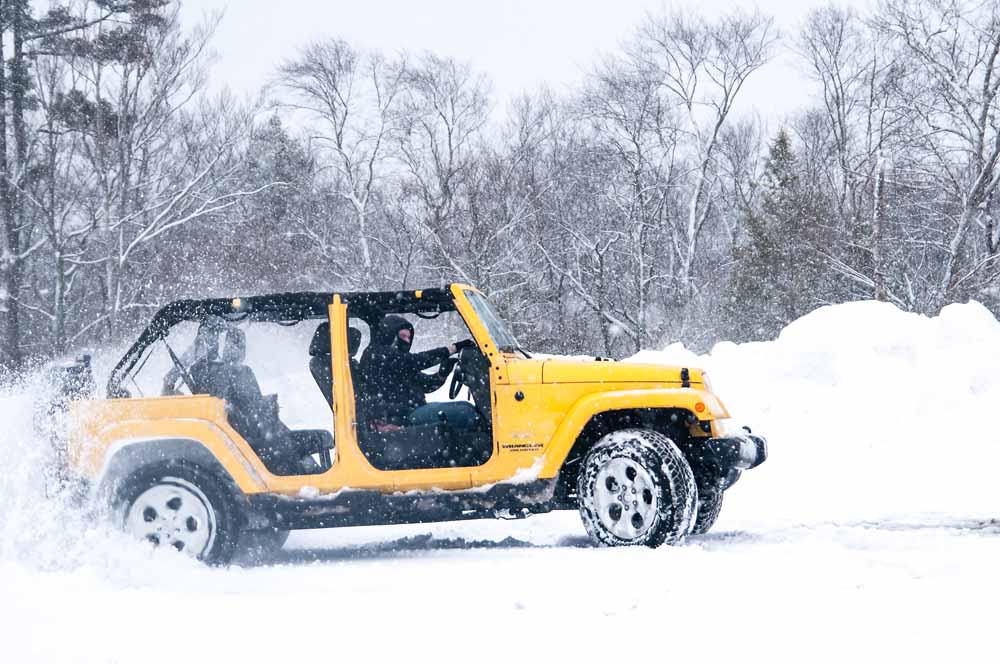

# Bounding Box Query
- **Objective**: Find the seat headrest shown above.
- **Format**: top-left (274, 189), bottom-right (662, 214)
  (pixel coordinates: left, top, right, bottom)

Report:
top-left (194, 322), bottom-right (222, 362)
top-left (310, 323), bottom-right (363, 357)
top-left (222, 327), bottom-right (246, 364)
top-left (348, 327), bottom-right (362, 356)
top-left (309, 323), bottom-right (330, 357)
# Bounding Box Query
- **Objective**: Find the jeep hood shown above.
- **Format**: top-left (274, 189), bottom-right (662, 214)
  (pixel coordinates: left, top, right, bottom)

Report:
top-left (540, 358), bottom-right (704, 386)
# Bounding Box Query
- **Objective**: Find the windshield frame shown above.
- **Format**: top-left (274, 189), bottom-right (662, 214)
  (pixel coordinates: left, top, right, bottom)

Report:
top-left (461, 289), bottom-right (521, 352)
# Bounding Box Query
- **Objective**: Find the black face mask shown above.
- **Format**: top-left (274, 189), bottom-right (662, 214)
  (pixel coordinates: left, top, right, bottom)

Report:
top-left (393, 335), bottom-right (412, 353)
top-left (381, 315), bottom-right (414, 353)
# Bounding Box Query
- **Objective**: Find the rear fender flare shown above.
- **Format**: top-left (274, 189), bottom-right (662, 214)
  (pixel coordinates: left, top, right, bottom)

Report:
top-left (94, 437), bottom-right (256, 507)
top-left (540, 387), bottom-right (729, 477)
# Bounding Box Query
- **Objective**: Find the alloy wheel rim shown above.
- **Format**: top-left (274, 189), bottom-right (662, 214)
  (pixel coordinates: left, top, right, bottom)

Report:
top-left (124, 478), bottom-right (216, 557)
top-left (593, 457), bottom-right (658, 541)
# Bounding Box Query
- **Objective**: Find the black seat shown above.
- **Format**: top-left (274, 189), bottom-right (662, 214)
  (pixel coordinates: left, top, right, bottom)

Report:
top-left (309, 322), bottom-right (362, 407)
top-left (193, 326), bottom-right (323, 476)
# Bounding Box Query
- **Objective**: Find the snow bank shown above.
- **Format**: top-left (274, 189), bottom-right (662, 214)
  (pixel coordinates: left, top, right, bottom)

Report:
top-left (632, 299), bottom-right (1000, 524)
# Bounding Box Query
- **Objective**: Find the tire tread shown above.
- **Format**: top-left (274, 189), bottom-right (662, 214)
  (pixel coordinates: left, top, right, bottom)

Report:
top-left (112, 460), bottom-right (243, 565)
top-left (577, 428), bottom-right (697, 547)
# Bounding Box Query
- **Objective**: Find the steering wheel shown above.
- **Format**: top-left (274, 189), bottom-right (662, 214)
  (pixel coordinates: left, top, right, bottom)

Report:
top-left (448, 351), bottom-right (465, 400)
top-left (446, 349), bottom-right (491, 430)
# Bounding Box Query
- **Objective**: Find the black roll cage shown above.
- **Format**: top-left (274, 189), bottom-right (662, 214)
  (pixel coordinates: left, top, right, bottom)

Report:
top-left (107, 286), bottom-right (459, 398)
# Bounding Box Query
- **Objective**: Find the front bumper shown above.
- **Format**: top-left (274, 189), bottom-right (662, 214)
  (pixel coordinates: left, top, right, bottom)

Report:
top-left (703, 432), bottom-right (767, 471)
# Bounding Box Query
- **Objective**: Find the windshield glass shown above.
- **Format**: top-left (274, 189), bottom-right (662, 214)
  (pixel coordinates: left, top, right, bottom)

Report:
top-left (463, 290), bottom-right (521, 350)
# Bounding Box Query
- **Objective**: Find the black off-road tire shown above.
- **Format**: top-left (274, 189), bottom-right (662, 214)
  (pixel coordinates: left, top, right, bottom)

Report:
top-left (236, 527), bottom-right (291, 564)
top-left (111, 460), bottom-right (243, 566)
top-left (577, 428), bottom-right (697, 547)
top-left (690, 486), bottom-right (724, 535)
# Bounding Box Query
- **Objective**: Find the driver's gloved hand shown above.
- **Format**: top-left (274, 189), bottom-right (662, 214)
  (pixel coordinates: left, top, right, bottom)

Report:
top-left (453, 339), bottom-right (476, 353)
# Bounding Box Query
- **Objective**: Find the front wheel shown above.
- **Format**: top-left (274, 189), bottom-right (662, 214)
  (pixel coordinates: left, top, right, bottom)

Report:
top-left (577, 428), bottom-right (697, 547)
top-left (690, 486), bottom-right (724, 535)
top-left (112, 461), bottom-right (242, 565)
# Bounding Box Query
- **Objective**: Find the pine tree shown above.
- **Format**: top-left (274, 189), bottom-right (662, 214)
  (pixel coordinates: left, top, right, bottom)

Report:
top-left (192, 115), bottom-right (326, 294)
top-left (723, 129), bottom-right (828, 340)
top-left (0, 1), bottom-right (166, 367)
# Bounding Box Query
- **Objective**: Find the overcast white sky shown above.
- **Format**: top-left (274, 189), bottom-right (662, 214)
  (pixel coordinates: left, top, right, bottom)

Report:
top-left (180, 0), bottom-right (864, 123)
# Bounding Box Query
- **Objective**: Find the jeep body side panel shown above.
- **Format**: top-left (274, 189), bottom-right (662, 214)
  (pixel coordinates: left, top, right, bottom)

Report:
top-left (541, 361), bottom-right (707, 386)
top-left (486, 360), bottom-right (731, 486)
top-left (71, 392), bottom-right (472, 496)
top-left (69, 396), bottom-right (270, 493)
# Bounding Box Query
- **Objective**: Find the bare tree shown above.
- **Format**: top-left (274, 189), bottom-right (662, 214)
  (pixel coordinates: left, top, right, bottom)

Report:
top-left (465, 93), bottom-right (554, 308)
top-left (275, 39), bottom-right (408, 288)
top-left (799, 5), bottom-right (907, 303)
top-left (637, 9), bottom-right (776, 300)
top-left (540, 56), bottom-right (678, 353)
top-left (71, 9), bottom-right (266, 338)
top-left (20, 52), bottom-right (96, 354)
top-left (715, 117), bottom-right (764, 253)
top-left (397, 53), bottom-right (491, 284)
top-left (10, 1), bottom-right (1000, 367)
top-left (877, 0), bottom-right (1000, 308)
top-left (0, 0), bottom-right (145, 367)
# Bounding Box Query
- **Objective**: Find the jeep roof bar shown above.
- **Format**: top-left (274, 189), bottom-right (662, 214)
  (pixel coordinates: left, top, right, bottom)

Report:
top-left (106, 286), bottom-right (457, 397)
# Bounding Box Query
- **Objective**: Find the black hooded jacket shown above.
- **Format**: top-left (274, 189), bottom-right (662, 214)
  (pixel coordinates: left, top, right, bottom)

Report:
top-left (358, 315), bottom-right (452, 424)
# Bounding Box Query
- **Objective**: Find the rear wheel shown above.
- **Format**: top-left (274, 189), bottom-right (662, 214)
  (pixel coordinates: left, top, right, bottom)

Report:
top-left (577, 428), bottom-right (697, 547)
top-left (113, 461), bottom-right (242, 565)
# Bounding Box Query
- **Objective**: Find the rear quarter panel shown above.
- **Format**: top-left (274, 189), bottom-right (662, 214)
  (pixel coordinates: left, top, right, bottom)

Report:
top-left (69, 396), bottom-right (270, 493)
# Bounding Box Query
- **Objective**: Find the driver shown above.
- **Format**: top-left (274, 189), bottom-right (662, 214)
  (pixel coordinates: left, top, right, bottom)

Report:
top-left (359, 314), bottom-right (477, 432)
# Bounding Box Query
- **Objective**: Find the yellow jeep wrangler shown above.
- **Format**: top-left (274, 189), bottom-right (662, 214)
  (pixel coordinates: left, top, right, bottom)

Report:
top-left (41, 284), bottom-right (766, 564)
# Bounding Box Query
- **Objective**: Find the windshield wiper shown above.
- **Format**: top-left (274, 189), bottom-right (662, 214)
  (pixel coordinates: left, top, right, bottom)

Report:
top-left (500, 344), bottom-right (532, 359)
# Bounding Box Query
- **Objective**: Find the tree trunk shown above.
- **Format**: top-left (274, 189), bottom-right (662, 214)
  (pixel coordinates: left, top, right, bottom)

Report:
top-left (53, 252), bottom-right (66, 354)
top-left (0, 2), bottom-right (30, 370)
top-left (9, 1), bottom-right (26, 364)
top-left (872, 152), bottom-right (886, 302)
top-left (45, 117), bottom-right (66, 354)
top-left (936, 201), bottom-right (975, 310)
top-left (679, 173), bottom-right (704, 302)
top-left (0, 21), bottom-right (16, 369)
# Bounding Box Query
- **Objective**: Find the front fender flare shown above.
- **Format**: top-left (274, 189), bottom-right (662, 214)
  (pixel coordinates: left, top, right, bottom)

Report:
top-left (539, 387), bottom-right (730, 477)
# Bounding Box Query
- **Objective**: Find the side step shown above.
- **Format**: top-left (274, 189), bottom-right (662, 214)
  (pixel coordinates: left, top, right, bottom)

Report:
top-left (247, 478), bottom-right (560, 531)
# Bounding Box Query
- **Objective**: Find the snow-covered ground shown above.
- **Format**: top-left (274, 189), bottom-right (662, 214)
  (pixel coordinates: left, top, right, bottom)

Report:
top-left (2, 300), bottom-right (999, 662)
